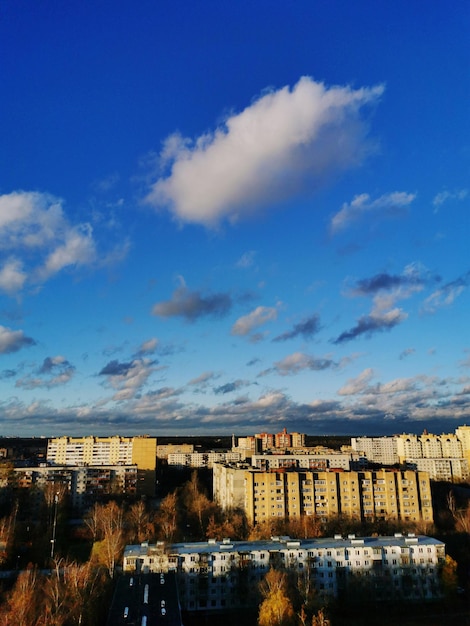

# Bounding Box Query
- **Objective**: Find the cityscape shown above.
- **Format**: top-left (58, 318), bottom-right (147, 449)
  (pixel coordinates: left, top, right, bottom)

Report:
top-left (0, 426), bottom-right (470, 623)
top-left (1, 1), bottom-right (469, 625)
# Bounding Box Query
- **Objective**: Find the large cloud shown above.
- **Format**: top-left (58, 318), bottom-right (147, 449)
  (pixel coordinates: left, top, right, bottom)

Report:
top-left (146, 77), bottom-right (384, 225)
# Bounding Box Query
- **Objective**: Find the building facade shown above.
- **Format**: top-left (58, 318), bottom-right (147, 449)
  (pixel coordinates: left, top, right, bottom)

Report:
top-left (47, 436), bottom-right (156, 496)
top-left (351, 431), bottom-right (469, 481)
top-left (167, 451), bottom-right (241, 469)
top-left (123, 534), bottom-right (445, 611)
top-left (213, 464), bottom-right (433, 525)
top-left (2, 464), bottom-right (138, 511)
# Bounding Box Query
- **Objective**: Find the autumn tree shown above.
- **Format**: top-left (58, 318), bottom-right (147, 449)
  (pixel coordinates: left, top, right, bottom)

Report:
top-left (0, 566), bottom-right (39, 626)
top-left (126, 500), bottom-right (153, 544)
top-left (89, 501), bottom-right (125, 577)
top-left (156, 492), bottom-right (179, 542)
top-left (181, 471), bottom-right (217, 538)
top-left (440, 554), bottom-right (459, 598)
top-left (258, 568), bottom-right (295, 626)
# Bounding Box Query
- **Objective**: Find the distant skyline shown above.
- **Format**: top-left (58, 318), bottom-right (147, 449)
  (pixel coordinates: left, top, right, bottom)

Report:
top-left (1, 1), bottom-right (469, 437)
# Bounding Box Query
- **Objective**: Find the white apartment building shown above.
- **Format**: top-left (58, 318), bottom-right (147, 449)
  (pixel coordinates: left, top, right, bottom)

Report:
top-left (351, 437), bottom-right (398, 465)
top-left (407, 458), bottom-right (469, 482)
top-left (123, 534), bottom-right (445, 611)
top-left (352, 431), bottom-right (468, 480)
top-left (167, 451), bottom-right (241, 469)
top-left (251, 451), bottom-right (364, 471)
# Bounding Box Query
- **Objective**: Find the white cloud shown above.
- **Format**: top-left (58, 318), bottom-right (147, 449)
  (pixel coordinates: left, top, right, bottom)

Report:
top-left (0, 325), bottom-right (35, 354)
top-left (146, 76), bottom-right (384, 225)
top-left (137, 338), bottom-right (159, 355)
top-left (338, 368), bottom-right (375, 395)
top-left (231, 306), bottom-right (278, 337)
top-left (99, 358), bottom-right (157, 401)
top-left (330, 191), bottom-right (415, 234)
top-left (433, 188), bottom-right (467, 208)
top-left (0, 259), bottom-right (27, 293)
top-left (0, 191), bottom-right (124, 294)
top-left (38, 224), bottom-right (97, 280)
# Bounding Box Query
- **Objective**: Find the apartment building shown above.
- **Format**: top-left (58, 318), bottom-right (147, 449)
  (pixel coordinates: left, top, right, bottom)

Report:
top-left (47, 436), bottom-right (156, 495)
top-left (47, 435), bottom-right (156, 468)
top-left (156, 443), bottom-right (194, 459)
top-left (6, 464), bottom-right (138, 511)
top-left (351, 436), bottom-right (398, 466)
top-left (352, 431), bottom-right (469, 481)
top-left (167, 451), bottom-right (241, 469)
top-left (123, 534), bottom-right (445, 610)
top-left (455, 425), bottom-right (470, 464)
top-left (236, 429), bottom-right (306, 452)
top-left (213, 464), bottom-right (433, 525)
top-left (251, 450), bottom-right (364, 471)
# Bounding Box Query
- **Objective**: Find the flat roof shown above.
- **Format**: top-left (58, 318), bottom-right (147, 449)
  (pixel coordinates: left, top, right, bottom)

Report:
top-left (124, 534), bottom-right (444, 559)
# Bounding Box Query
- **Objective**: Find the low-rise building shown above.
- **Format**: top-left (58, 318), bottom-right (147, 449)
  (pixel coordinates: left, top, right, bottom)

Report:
top-left (123, 534), bottom-right (445, 611)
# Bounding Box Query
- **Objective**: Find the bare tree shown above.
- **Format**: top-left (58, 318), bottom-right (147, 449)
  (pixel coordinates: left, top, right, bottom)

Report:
top-left (0, 566), bottom-right (39, 626)
top-left (126, 500), bottom-right (152, 544)
top-left (157, 492), bottom-right (178, 542)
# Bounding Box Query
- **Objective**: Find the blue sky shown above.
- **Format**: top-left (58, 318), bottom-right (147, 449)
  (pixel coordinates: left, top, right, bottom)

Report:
top-left (0, 1), bottom-right (469, 437)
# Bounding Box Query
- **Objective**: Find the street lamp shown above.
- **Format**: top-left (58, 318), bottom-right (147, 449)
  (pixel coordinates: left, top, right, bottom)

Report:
top-left (50, 493), bottom-right (59, 559)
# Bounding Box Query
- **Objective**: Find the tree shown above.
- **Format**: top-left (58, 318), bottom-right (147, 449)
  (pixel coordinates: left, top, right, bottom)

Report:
top-left (258, 568), bottom-right (294, 626)
top-left (0, 566), bottom-right (39, 626)
top-left (156, 492), bottom-right (178, 541)
top-left (440, 554), bottom-right (458, 598)
top-left (126, 500), bottom-right (153, 544)
top-left (87, 501), bottom-right (125, 577)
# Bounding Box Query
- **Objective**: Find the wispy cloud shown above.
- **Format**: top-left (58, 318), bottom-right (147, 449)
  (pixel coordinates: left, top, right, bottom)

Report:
top-left (333, 307), bottom-right (407, 344)
top-left (16, 355), bottom-right (75, 389)
top-left (231, 305), bottom-right (278, 340)
top-left (399, 347), bottom-right (416, 360)
top-left (260, 351), bottom-right (336, 376)
top-left (350, 265), bottom-right (437, 296)
top-left (330, 191), bottom-right (415, 234)
top-left (0, 325), bottom-right (35, 354)
top-left (273, 313), bottom-right (321, 342)
top-left (421, 270), bottom-right (470, 314)
top-left (153, 284), bottom-right (232, 321)
top-left (187, 371), bottom-right (220, 392)
top-left (214, 379), bottom-right (250, 395)
top-left (432, 188), bottom-right (467, 209)
top-left (236, 251), bottom-right (256, 269)
top-left (146, 76), bottom-right (383, 226)
top-left (135, 337), bottom-right (159, 356)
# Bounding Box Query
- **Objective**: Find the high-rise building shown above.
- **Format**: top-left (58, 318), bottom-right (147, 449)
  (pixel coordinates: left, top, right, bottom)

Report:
top-left (47, 436), bottom-right (156, 495)
top-left (213, 464), bottom-right (433, 525)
